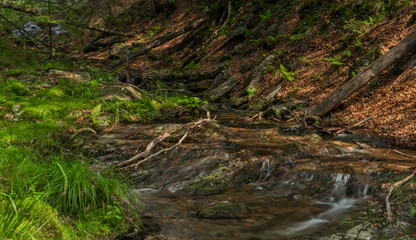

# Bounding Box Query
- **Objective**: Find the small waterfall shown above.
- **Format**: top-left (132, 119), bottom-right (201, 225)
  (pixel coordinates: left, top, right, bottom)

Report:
top-left (282, 172), bottom-right (368, 236)
top-left (257, 158), bottom-right (271, 182)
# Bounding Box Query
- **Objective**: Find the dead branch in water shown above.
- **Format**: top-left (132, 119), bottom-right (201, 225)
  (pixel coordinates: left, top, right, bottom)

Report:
top-left (385, 168), bottom-right (416, 221)
top-left (116, 116), bottom-right (215, 169)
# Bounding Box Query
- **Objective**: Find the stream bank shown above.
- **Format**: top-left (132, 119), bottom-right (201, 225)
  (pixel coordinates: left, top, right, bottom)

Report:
top-left (82, 109), bottom-right (416, 240)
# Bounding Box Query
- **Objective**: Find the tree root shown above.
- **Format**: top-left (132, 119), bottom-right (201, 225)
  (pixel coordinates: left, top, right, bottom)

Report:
top-left (69, 127), bottom-right (97, 140)
top-left (385, 168), bottom-right (416, 221)
top-left (116, 116), bottom-right (215, 169)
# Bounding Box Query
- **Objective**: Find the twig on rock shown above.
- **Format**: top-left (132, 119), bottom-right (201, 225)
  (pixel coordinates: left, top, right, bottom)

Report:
top-left (385, 168), bottom-right (416, 221)
top-left (116, 117), bottom-right (215, 169)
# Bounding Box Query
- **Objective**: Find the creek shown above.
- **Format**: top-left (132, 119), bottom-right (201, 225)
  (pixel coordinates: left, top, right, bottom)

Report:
top-left (84, 110), bottom-right (416, 239)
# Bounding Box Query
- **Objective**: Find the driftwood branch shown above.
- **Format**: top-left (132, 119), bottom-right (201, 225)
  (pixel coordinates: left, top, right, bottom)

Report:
top-left (102, 18), bottom-right (206, 70)
top-left (129, 129), bottom-right (189, 169)
top-left (307, 31), bottom-right (416, 117)
top-left (116, 117), bottom-right (214, 169)
top-left (385, 168), bottom-right (416, 221)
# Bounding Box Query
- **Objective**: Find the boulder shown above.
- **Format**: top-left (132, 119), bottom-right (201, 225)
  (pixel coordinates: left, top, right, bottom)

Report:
top-left (109, 44), bottom-right (131, 59)
top-left (99, 85), bottom-right (142, 101)
top-left (48, 69), bottom-right (91, 83)
top-left (206, 76), bottom-right (239, 101)
top-left (264, 100), bottom-right (305, 120)
top-left (343, 222), bottom-right (378, 240)
top-left (244, 54), bottom-right (276, 92)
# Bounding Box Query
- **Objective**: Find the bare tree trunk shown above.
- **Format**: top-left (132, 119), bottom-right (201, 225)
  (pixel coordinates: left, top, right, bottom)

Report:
top-left (306, 31), bottom-right (416, 117)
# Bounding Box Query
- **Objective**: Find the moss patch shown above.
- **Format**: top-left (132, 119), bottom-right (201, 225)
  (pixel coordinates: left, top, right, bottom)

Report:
top-left (197, 201), bottom-right (247, 219)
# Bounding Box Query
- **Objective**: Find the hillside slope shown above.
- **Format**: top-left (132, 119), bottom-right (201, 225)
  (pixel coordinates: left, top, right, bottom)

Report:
top-left (81, 0), bottom-right (416, 147)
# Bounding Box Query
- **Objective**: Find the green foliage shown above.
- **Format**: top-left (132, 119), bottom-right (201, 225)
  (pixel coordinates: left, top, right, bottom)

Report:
top-left (184, 60), bottom-right (200, 72)
top-left (90, 104), bottom-right (102, 126)
top-left (312, 72), bottom-right (324, 81)
top-left (103, 98), bottom-right (158, 123)
top-left (244, 28), bottom-right (251, 39)
top-left (247, 88), bottom-right (258, 100)
top-left (0, 193), bottom-right (38, 239)
top-left (164, 95), bottom-right (207, 109)
top-left (260, 9), bottom-right (273, 22)
top-left (343, 50), bottom-right (352, 57)
top-left (153, 24), bottom-right (162, 32)
top-left (290, 33), bottom-right (304, 42)
top-left (324, 56), bottom-right (344, 65)
top-left (277, 64), bottom-right (303, 82)
top-left (298, 56), bottom-right (311, 63)
top-left (411, 205), bottom-right (416, 217)
top-left (249, 38), bottom-right (262, 45)
top-left (0, 143), bottom-right (142, 238)
top-left (267, 35), bottom-right (288, 43)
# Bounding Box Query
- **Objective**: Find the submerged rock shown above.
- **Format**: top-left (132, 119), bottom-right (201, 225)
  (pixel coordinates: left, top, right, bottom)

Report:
top-left (197, 201), bottom-right (247, 219)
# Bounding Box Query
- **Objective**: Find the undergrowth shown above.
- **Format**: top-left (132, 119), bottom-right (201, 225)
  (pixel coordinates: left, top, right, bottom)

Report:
top-left (0, 30), bottom-right (209, 238)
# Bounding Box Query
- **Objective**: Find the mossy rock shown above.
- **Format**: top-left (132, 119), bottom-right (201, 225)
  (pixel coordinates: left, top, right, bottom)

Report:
top-left (182, 167), bottom-right (231, 195)
top-left (196, 201), bottom-right (247, 219)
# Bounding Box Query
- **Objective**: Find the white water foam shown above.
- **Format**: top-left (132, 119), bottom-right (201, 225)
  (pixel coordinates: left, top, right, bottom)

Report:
top-left (280, 173), bottom-right (368, 237)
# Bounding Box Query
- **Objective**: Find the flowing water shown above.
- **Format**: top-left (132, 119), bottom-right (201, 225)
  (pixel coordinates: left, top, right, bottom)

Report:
top-left (84, 110), bottom-right (416, 239)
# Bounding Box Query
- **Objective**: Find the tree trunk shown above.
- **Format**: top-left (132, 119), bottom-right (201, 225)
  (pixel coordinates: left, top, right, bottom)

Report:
top-left (306, 31), bottom-right (416, 117)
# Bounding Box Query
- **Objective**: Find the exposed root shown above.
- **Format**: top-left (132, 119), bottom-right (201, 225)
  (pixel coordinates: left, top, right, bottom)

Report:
top-left (69, 127), bottom-right (97, 140)
top-left (385, 168), bottom-right (416, 221)
top-left (116, 117), bottom-right (215, 169)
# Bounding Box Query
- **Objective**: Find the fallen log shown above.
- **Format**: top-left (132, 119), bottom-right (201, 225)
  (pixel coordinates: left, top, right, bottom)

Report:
top-left (306, 31), bottom-right (416, 117)
top-left (102, 19), bottom-right (206, 70)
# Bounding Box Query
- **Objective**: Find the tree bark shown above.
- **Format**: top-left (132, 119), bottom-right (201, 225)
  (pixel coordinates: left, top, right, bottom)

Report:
top-left (306, 31), bottom-right (416, 117)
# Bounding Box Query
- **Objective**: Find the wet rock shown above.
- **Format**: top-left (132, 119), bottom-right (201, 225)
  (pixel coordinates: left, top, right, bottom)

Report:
top-left (343, 222), bottom-right (378, 240)
top-left (48, 69), bottom-right (91, 83)
top-left (380, 221), bottom-right (413, 239)
top-left (197, 201), bottom-right (247, 219)
top-left (109, 44), bottom-right (131, 59)
top-left (182, 167), bottom-right (232, 195)
top-left (144, 235), bottom-right (174, 240)
top-left (206, 76), bottom-right (239, 101)
top-left (99, 85), bottom-right (142, 101)
top-left (263, 101), bottom-right (300, 120)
